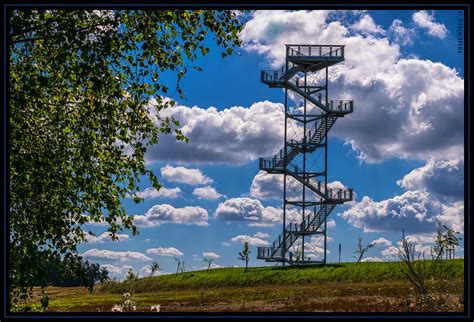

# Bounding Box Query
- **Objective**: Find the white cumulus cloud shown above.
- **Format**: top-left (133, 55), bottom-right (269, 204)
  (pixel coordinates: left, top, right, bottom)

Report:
top-left (192, 186), bottom-right (224, 200)
top-left (389, 19), bottom-right (415, 46)
top-left (370, 237), bottom-right (392, 247)
top-left (215, 197), bottom-right (282, 227)
top-left (202, 252), bottom-right (221, 259)
top-left (327, 219), bottom-right (337, 228)
top-left (82, 249), bottom-right (152, 261)
top-left (160, 165), bottom-right (213, 186)
top-left (250, 171), bottom-right (284, 200)
top-left (381, 246), bottom-right (400, 260)
top-left (412, 10), bottom-right (447, 39)
top-left (145, 101), bottom-right (285, 164)
top-left (352, 14), bottom-right (386, 35)
top-left (230, 234), bottom-right (269, 246)
top-left (253, 232), bottom-right (271, 238)
top-left (85, 232), bottom-right (129, 244)
top-left (360, 256), bottom-right (383, 262)
top-left (146, 247), bottom-right (183, 257)
top-left (133, 187), bottom-right (182, 199)
top-left (134, 204), bottom-right (209, 227)
top-left (397, 158), bottom-right (464, 201)
top-left (339, 190), bottom-right (463, 233)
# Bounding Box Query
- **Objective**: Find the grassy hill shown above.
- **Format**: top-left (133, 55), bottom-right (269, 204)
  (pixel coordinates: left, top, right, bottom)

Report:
top-left (41, 260), bottom-right (464, 312)
top-left (99, 259), bottom-right (464, 294)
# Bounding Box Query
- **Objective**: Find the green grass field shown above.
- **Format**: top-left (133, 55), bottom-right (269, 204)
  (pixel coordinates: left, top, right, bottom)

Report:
top-left (42, 260), bottom-right (464, 313)
top-left (100, 259), bottom-right (464, 293)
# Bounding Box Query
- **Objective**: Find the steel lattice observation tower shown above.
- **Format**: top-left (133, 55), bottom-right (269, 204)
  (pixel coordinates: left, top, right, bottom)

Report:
top-left (256, 45), bottom-right (354, 265)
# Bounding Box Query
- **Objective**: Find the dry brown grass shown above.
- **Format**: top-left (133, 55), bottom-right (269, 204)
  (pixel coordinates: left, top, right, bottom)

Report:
top-left (43, 279), bottom-right (464, 313)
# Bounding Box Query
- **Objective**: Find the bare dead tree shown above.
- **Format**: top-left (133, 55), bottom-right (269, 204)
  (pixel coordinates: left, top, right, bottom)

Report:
top-left (179, 260), bottom-right (186, 274)
top-left (397, 229), bottom-right (454, 311)
top-left (353, 237), bottom-right (375, 264)
top-left (291, 243), bottom-right (303, 266)
top-left (398, 230), bottom-right (430, 297)
top-left (173, 257), bottom-right (182, 276)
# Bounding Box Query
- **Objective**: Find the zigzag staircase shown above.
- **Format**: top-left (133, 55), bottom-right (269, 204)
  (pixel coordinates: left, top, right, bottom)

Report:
top-left (256, 45), bottom-right (354, 264)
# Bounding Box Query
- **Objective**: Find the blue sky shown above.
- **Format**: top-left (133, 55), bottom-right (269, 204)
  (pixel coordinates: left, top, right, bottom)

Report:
top-left (78, 10), bottom-right (465, 279)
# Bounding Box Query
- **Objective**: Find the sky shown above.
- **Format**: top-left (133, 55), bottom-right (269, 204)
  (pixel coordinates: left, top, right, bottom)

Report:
top-left (77, 9), bottom-right (465, 279)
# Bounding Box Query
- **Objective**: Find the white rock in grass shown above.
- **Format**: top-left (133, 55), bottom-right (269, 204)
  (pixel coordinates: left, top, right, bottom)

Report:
top-left (150, 305), bottom-right (161, 312)
top-left (111, 305), bottom-right (123, 312)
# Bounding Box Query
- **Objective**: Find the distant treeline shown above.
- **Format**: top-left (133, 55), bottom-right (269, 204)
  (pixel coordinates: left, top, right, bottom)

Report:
top-left (39, 255), bottom-right (109, 288)
top-left (11, 245), bottom-right (110, 288)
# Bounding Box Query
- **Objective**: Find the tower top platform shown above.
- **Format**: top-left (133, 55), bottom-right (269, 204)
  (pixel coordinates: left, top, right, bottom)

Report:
top-left (285, 44), bottom-right (345, 70)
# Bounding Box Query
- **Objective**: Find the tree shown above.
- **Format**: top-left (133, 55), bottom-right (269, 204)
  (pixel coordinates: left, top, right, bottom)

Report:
top-left (238, 241), bottom-right (251, 272)
top-left (398, 230), bottom-right (430, 298)
top-left (25, 251), bottom-right (108, 288)
top-left (398, 226), bottom-right (463, 311)
top-left (149, 261), bottom-right (160, 277)
top-left (180, 260), bottom-right (186, 274)
top-left (203, 257), bottom-right (215, 270)
top-left (9, 252), bottom-right (108, 311)
top-left (432, 222), bottom-right (462, 261)
top-left (353, 237), bottom-right (375, 264)
top-left (9, 9), bottom-right (243, 307)
top-left (174, 257), bottom-right (184, 275)
top-left (291, 243), bottom-right (303, 265)
top-left (397, 229), bottom-right (441, 310)
top-left (125, 268), bottom-right (137, 282)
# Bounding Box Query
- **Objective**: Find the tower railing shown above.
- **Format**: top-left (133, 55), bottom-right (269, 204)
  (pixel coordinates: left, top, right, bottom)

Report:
top-left (286, 45), bottom-right (345, 58)
top-left (261, 69), bottom-right (286, 83)
top-left (326, 100), bottom-right (353, 114)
